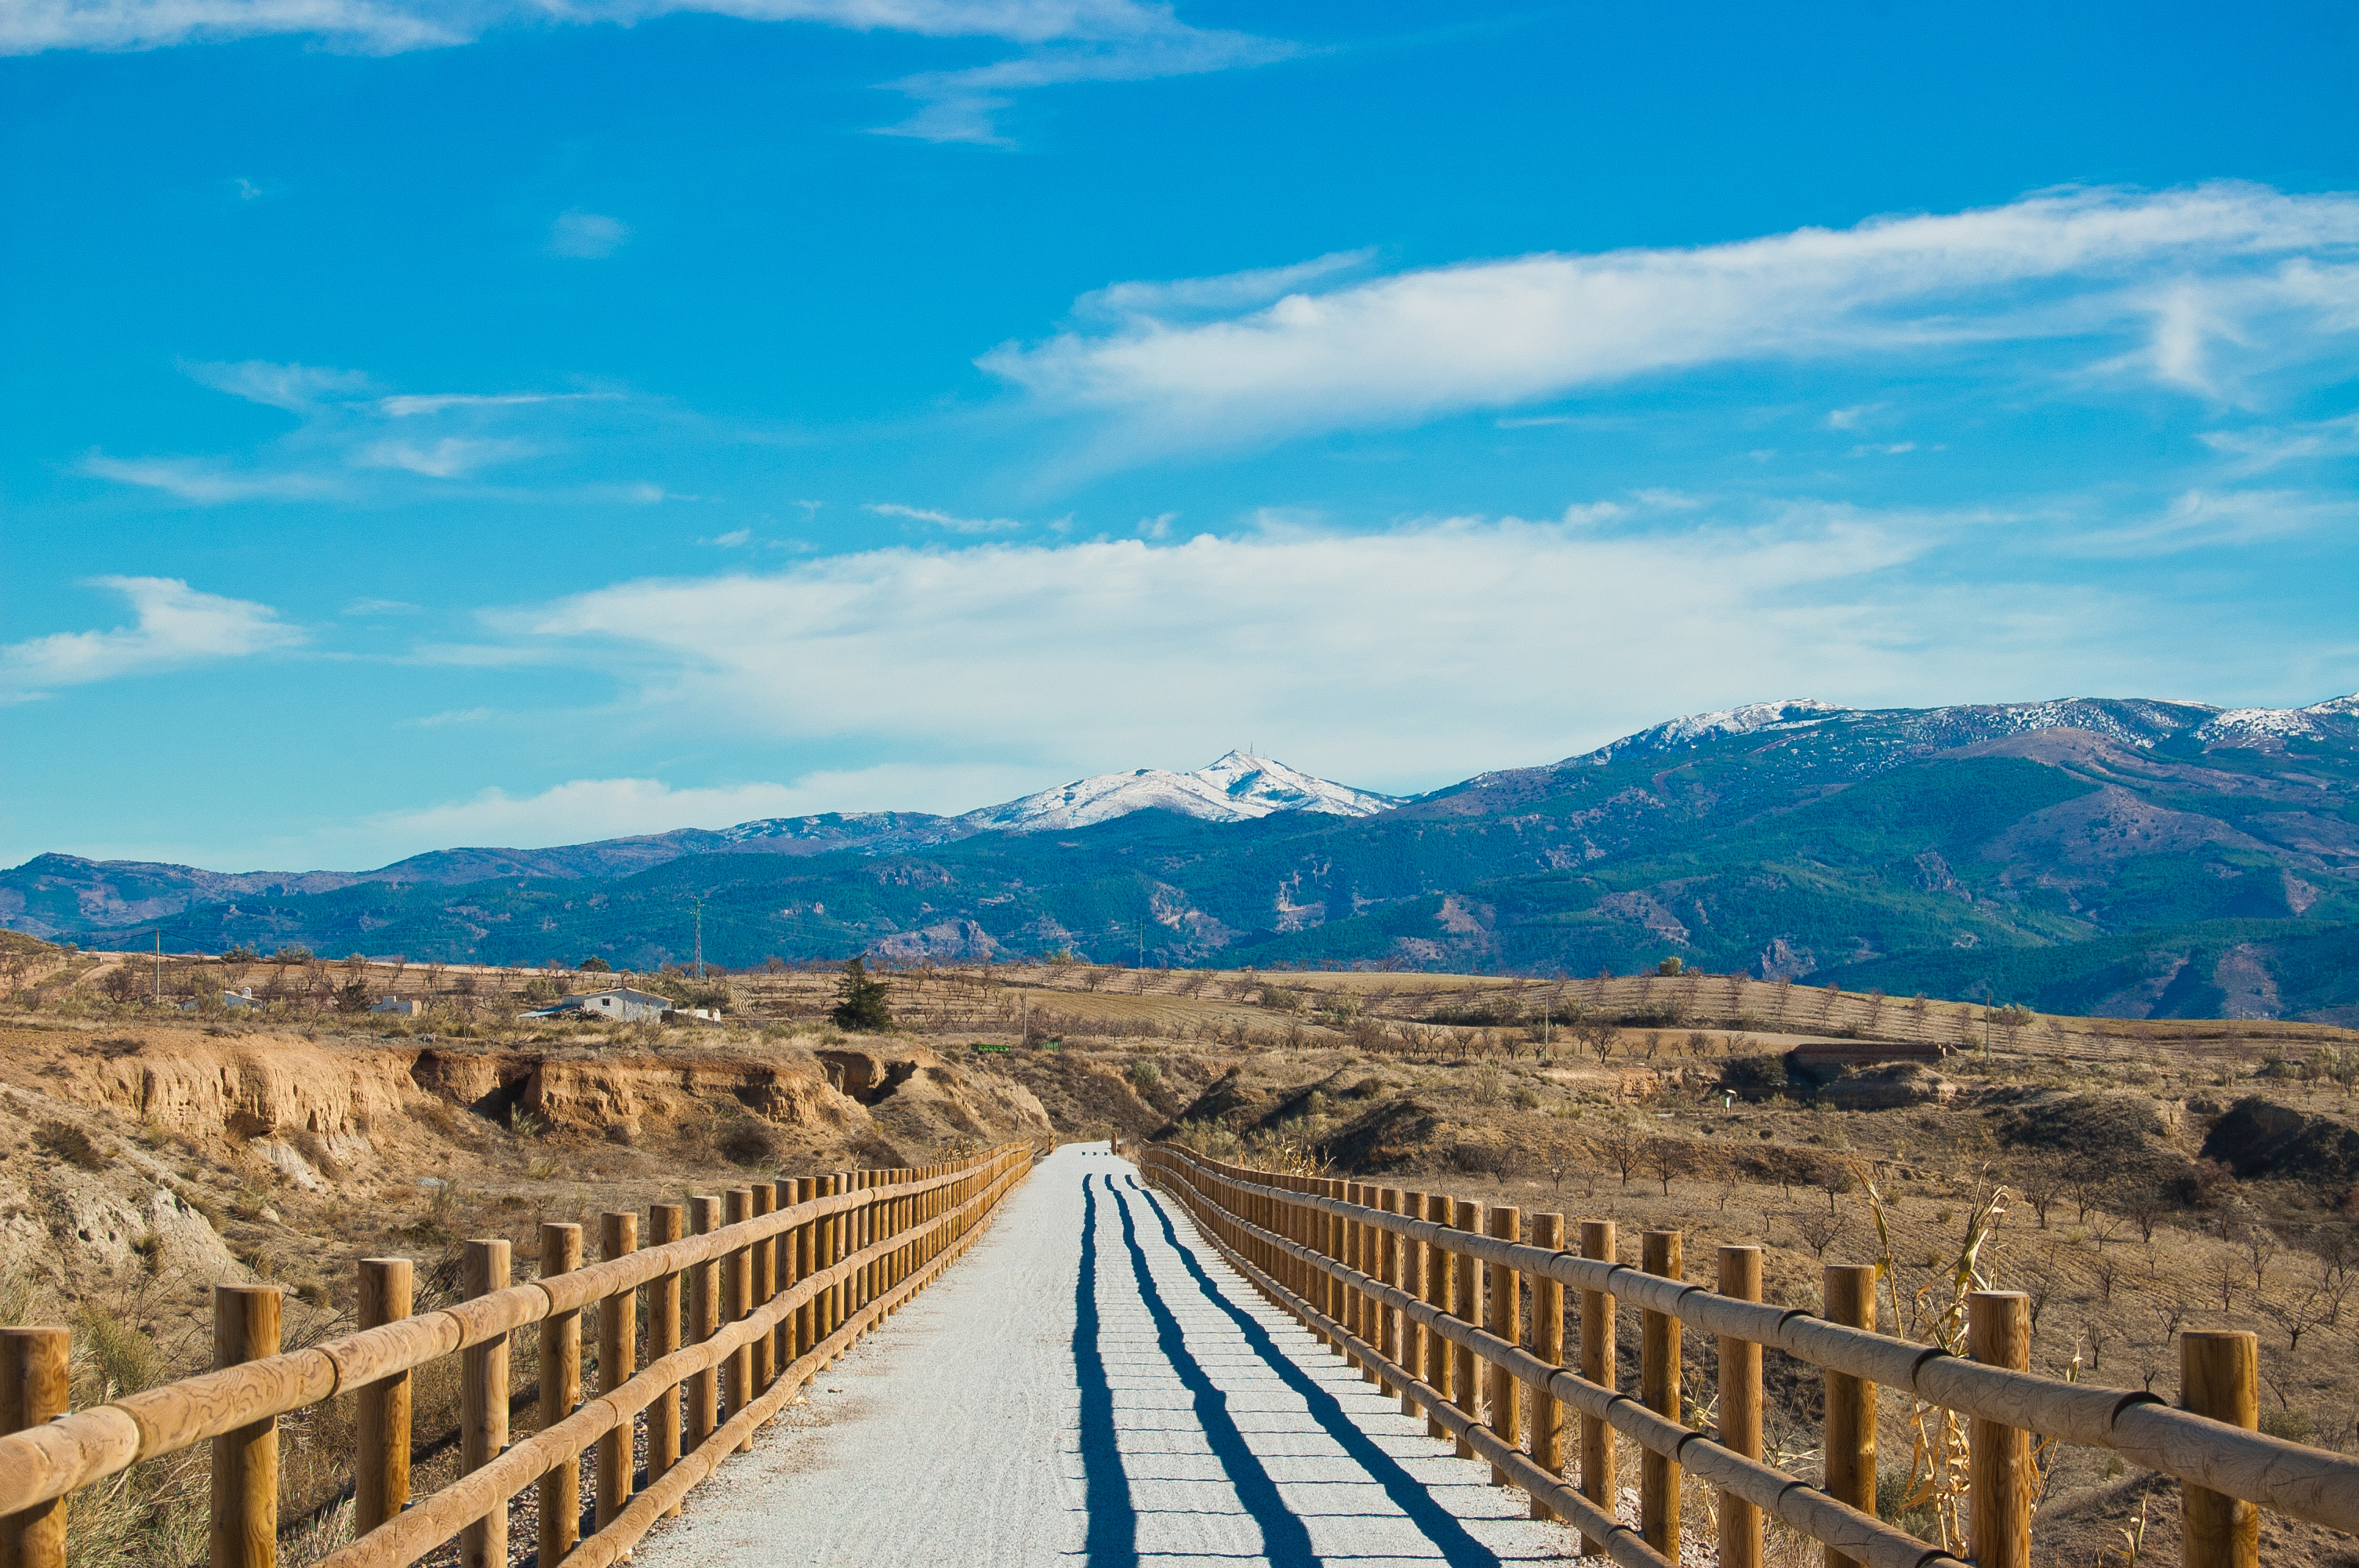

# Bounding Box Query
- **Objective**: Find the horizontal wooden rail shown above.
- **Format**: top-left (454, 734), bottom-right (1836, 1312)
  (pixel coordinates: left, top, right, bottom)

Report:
top-left (0, 1156), bottom-right (1012, 1519)
top-left (314, 1151), bottom-right (1031, 1568)
top-left (1148, 1146), bottom-right (2359, 1541)
top-left (1150, 1151), bottom-right (1963, 1568)
top-left (0, 1143), bottom-right (1031, 1568)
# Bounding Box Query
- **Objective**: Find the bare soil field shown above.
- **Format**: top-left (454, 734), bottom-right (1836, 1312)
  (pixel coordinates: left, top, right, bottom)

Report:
top-left (4, 942), bottom-right (2357, 1564)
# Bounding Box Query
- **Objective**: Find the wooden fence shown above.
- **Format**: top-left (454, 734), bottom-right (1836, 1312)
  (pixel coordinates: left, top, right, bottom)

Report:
top-left (1141, 1143), bottom-right (2357, 1568)
top-left (0, 1143), bottom-right (1033, 1568)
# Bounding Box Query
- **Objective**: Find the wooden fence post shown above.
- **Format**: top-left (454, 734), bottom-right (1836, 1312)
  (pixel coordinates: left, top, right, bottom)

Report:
top-left (793, 1178), bottom-right (816, 1363)
top-left (834, 1173), bottom-right (853, 1349)
top-left (647, 1203), bottom-right (684, 1514)
top-left (538, 1222), bottom-right (584, 1568)
top-left (688, 1196), bottom-right (722, 1449)
top-left (1640, 1229), bottom-right (1682, 1563)
top-left (1452, 1200), bottom-right (1484, 1460)
top-left (596, 1212), bottom-right (638, 1530)
top-left (1398, 1193), bottom-right (1427, 1419)
top-left (856, 1171), bottom-right (876, 1319)
top-left (725, 1187), bottom-right (754, 1450)
top-left (2183, 1330), bottom-right (2259, 1568)
top-left (1579, 1218), bottom-right (1617, 1558)
top-left (458, 1241), bottom-right (509, 1568)
top-left (772, 1180), bottom-right (798, 1376)
top-left (1379, 1188), bottom-right (1402, 1388)
top-left (211, 1286), bottom-right (282, 1568)
top-left (1717, 1245), bottom-right (1763, 1568)
top-left (1528, 1214), bottom-right (1565, 1521)
top-left (0, 1326), bottom-right (69, 1568)
top-left (1425, 1192), bottom-right (1454, 1441)
top-left (1486, 1205), bottom-right (1522, 1486)
top-left (752, 1183), bottom-right (777, 1396)
top-left (1967, 1291), bottom-right (2030, 1568)
top-left (1357, 1185), bottom-right (1380, 1382)
top-left (1824, 1263), bottom-right (1877, 1568)
top-left (354, 1261), bottom-right (413, 1538)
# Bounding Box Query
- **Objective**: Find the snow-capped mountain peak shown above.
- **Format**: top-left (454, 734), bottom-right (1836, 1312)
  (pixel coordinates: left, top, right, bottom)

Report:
top-left (956, 752), bottom-right (1398, 834)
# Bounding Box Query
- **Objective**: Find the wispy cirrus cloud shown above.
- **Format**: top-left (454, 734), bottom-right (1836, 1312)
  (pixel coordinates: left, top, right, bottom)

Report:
top-left (83, 361), bottom-right (630, 503)
top-left (2056, 487), bottom-right (2359, 557)
top-left (983, 183), bottom-right (2359, 455)
top-left (547, 210), bottom-right (630, 258)
top-left (2199, 411), bottom-right (2359, 473)
top-left (863, 500), bottom-right (1026, 532)
top-left (1, 0), bottom-right (1289, 145)
top-left (2, 577), bottom-right (304, 699)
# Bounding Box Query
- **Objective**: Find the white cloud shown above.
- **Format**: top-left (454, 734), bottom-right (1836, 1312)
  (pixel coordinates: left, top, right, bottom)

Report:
top-left (0, 0), bottom-right (1289, 146)
top-left (2057, 487), bottom-right (2357, 557)
top-left (1825, 403), bottom-right (1881, 430)
top-left (874, 23), bottom-right (1293, 143)
top-left (86, 362), bottom-right (622, 503)
top-left (2199, 411), bottom-right (2359, 472)
top-left (1849, 441), bottom-right (1916, 456)
top-left (864, 501), bottom-right (1025, 532)
top-left (1, 577), bottom-right (304, 698)
top-left (474, 502), bottom-right (2201, 789)
top-left (547, 210), bottom-right (630, 259)
top-left (352, 761), bottom-right (1049, 853)
top-left (343, 597), bottom-right (420, 615)
top-left (184, 358), bottom-right (373, 412)
top-left (79, 455), bottom-right (349, 501)
top-left (983, 183), bottom-right (2359, 452)
top-left (1076, 250), bottom-right (1376, 324)
top-left (703, 528), bottom-right (754, 547)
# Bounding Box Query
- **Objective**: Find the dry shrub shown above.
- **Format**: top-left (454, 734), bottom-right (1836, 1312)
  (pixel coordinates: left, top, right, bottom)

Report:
top-left (36, 1120), bottom-right (107, 1171)
top-left (717, 1117), bottom-right (778, 1167)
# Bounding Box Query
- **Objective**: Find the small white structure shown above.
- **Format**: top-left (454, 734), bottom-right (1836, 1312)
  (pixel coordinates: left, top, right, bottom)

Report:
top-left (518, 986), bottom-right (672, 1024)
top-left (372, 996), bottom-right (424, 1017)
top-left (182, 986), bottom-right (262, 1012)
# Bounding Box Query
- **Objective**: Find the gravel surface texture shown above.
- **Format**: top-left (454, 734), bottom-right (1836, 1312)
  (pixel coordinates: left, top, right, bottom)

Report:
top-left (632, 1142), bottom-right (1574, 1566)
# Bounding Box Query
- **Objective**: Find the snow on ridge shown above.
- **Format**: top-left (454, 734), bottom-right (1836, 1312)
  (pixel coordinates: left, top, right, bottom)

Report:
top-left (1582, 699), bottom-right (1848, 762)
top-left (958, 751), bottom-right (1397, 835)
top-left (2197, 692), bottom-right (2359, 744)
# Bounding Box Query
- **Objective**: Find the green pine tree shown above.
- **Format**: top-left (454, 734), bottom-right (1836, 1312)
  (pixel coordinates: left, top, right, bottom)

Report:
top-left (830, 956), bottom-right (892, 1030)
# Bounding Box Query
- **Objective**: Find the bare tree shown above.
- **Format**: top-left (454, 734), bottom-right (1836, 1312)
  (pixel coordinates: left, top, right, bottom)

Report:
top-left (1796, 1207), bottom-right (1843, 1260)
top-left (1608, 1121), bottom-right (1641, 1187)
top-left (2258, 1281), bottom-right (2335, 1352)
top-left (1651, 1141), bottom-right (1686, 1196)
top-left (2247, 1226), bottom-right (2280, 1290)
top-left (2019, 1160), bottom-right (2065, 1230)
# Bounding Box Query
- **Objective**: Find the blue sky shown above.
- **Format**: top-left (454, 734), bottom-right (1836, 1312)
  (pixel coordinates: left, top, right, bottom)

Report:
top-left (4, 0), bottom-right (2357, 870)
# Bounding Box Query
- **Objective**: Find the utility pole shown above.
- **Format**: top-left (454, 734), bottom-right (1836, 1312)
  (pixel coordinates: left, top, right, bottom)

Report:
top-left (153, 930), bottom-right (161, 1004)
top-left (692, 897), bottom-right (706, 981)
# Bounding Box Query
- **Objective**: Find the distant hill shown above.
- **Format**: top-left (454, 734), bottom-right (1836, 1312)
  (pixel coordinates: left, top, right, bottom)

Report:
top-left (11, 697), bottom-right (2359, 1022)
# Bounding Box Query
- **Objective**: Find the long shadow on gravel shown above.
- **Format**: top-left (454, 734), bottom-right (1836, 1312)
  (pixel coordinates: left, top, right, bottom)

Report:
top-left (1075, 1178), bottom-right (1139, 1566)
top-left (1116, 1176), bottom-right (1505, 1568)
top-left (1106, 1174), bottom-right (1323, 1567)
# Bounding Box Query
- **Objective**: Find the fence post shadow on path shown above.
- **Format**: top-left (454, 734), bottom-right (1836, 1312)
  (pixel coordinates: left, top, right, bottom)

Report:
top-left (1096, 1173), bottom-right (1506, 1568)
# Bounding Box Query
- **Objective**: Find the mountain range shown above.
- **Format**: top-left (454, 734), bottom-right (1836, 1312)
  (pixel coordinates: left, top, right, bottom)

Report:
top-left (9, 695), bottom-right (2359, 1023)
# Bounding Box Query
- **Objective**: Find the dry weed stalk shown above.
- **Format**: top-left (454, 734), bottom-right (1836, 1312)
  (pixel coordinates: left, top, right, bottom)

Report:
top-left (1852, 1158), bottom-right (2017, 1555)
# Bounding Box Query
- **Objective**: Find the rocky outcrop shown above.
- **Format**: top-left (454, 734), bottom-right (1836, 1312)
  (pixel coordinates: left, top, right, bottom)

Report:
top-left (2201, 1097), bottom-right (2359, 1189)
top-left (1818, 1062), bottom-right (1954, 1111)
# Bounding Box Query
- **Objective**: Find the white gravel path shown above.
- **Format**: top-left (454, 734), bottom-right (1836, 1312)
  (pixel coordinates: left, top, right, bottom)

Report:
top-left (631, 1142), bottom-right (1576, 1566)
